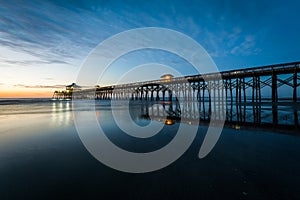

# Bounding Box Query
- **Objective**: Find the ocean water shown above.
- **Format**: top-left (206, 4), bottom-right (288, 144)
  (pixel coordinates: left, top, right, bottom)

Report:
top-left (0, 98), bottom-right (300, 199)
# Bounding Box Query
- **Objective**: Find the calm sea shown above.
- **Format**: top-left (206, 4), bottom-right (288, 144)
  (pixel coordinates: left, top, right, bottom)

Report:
top-left (0, 98), bottom-right (300, 199)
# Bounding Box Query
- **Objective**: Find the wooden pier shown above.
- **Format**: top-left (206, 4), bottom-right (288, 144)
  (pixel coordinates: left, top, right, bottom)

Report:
top-left (54, 61), bottom-right (300, 131)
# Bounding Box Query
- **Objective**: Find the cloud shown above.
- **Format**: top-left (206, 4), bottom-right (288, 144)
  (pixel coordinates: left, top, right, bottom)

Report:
top-left (202, 27), bottom-right (262, 58)
top-left (1, 59), bottom-right (70, 66)
top-left (230, 35), bottom-right (261, 56)
top-left (14, 84), bottom-right (66, 89)
top-left (14, 83), bottom-right (92, 89)
top-left (1, 0), bottom-right (171, 71)
top-left (0, 1), bottom-right (116, 68)
top-left (2, 0), bottom-right (294, 74)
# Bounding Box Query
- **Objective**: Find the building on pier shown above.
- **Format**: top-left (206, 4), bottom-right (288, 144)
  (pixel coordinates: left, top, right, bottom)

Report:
top-left (52, 83), bottom-right (81, 100)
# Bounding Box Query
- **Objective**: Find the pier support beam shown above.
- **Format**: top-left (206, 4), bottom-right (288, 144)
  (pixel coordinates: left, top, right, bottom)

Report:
top-left (272, 73), bottom-right (278, 126)
top-left (293, 67), bottom-right (299, 128)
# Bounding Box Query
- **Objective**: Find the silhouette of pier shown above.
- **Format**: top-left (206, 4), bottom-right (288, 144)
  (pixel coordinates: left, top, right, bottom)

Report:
top-left (53, 61), bottom-right (300, 131)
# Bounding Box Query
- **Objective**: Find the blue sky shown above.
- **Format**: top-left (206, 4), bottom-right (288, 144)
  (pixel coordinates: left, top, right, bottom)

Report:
top-left (0, 0), bottom-right (300, 96)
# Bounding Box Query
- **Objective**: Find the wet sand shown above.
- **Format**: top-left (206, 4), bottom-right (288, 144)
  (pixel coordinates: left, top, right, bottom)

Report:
top-left (0, 100), bottom-right (300, 200)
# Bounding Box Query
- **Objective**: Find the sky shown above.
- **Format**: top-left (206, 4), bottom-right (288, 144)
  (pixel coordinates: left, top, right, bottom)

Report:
top-left (0, 0), bottom-right (300, 97)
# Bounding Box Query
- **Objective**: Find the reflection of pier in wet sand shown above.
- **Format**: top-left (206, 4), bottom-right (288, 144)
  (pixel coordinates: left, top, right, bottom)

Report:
top-left (56, 62), bottom-right (300, 132)
top-left (135, 100), bottom-right (299, 133)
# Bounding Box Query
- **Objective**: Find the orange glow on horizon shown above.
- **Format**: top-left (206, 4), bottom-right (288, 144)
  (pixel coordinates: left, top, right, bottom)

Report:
top-left (0, 89), bottom-right (55, 98)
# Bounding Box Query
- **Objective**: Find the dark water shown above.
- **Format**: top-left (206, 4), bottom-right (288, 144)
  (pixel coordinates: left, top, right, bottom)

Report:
top-left (0, 98), bottom-right (300, 200)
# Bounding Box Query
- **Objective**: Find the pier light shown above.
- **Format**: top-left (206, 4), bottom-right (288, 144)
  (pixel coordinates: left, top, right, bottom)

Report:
top-left (160, 74), bottom-right (174, 82)
top-left (165, 119), bottom-right (175, 125)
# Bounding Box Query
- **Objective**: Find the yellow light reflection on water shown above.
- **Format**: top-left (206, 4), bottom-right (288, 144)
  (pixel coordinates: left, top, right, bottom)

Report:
top-left (165, 119), bottom-right (175, 125)
top-left (51, 101), bottom-right (72, 126)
